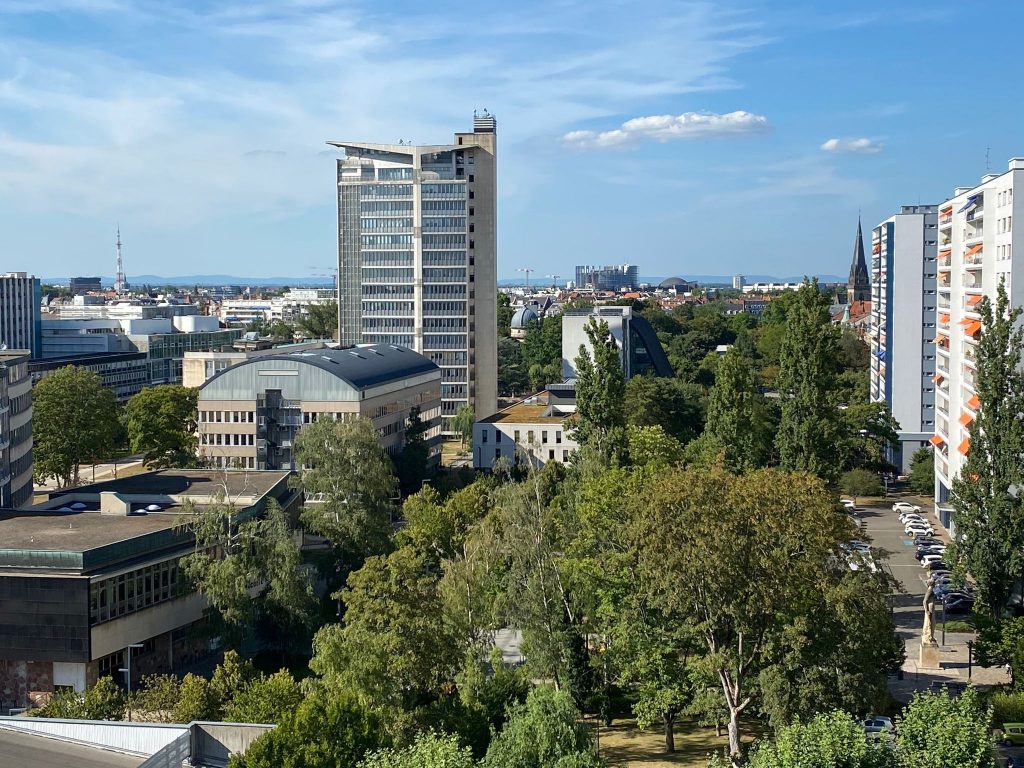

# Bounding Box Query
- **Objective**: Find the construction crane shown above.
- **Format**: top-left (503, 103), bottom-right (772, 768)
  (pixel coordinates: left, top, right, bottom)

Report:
top-left (516, 267), bottom-right (534, 290)
top-left (545, 274), bottom-right (561, 289)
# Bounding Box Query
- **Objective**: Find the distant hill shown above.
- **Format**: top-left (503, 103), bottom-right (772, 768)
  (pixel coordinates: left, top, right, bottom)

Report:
top-left (42, 275), bottom-right (336, 288)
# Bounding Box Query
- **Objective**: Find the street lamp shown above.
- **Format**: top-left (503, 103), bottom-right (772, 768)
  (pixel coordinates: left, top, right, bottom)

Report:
top-left (118, 642), bottom-right (145, 721)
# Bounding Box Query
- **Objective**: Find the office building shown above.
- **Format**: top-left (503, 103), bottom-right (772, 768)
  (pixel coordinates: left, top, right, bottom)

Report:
top-left (197, 344), bottom-right (441, 470)
top-left (0, 272), bottom-right (41, 358)
top-left (0, 470), bottom-right (294, 709)
top-left (0, 350), bottom-right (32, 508)
top-left (328, 112), bottom-right (498, 426)
top-left (29, 352), bottom-right (150, 403)
top-left (575, 264), bottom-right (639, 292)
top-left (933, 158), bottom-right (1023, 527)
top-left (473, 389), bottom-right (579, 469)
top-left (69, 277), bottom-right (102, 295)
top-left (41, 315), bottom-right (241, 387)
top-left (561, 306), bottom-right (674, 380)
top-left (869, 205), bottom-right (939, 474)
top-left (732, 274), bottom-right (745, 290)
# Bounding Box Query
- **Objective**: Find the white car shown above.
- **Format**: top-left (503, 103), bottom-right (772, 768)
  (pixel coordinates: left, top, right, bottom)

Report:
top-left (893, 502), bottom-right (921, 514)
top-left (840, 498), bottom-right (858, 512)
top-left (907, 524), bottom-right (935, 538)
top-left (900, 511), bottom-right (925, 524)
top-left (921, 553), bottom-right (945, 568)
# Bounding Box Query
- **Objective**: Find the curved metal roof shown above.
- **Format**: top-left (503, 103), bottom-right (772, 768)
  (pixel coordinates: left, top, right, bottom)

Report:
top-left (201, 344), bottom-right (438, 392)
top-left (510, 306), bottom-right (539, 329)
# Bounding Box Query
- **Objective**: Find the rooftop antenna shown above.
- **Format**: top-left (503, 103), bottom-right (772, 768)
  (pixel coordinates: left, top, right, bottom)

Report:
top-left (986, 147), bottom-right (991, 172)
top-left (114, 225), bottom-right (126, 294)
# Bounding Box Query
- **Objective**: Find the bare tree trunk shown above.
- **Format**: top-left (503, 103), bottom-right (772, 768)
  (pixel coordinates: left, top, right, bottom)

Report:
top-left (728, 708), bottom-right (743, 768)
top-left (716, 720), bottom-right (723, 737)
top-left (664, 712), bottom-right (675, 753)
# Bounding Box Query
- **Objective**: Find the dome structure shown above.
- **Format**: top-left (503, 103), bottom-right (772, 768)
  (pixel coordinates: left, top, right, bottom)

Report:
top-left (658, 276), bottom-right (689, 289)
top-left (510, 306), bottom-right (539, 339)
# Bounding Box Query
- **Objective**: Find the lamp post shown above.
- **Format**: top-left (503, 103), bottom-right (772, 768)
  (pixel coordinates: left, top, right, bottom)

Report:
top-left (118, 643), bottom-right (145, 721)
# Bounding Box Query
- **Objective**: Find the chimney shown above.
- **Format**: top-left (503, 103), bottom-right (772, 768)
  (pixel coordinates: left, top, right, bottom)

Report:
top-left (100, 492), bottom-right (132, 516)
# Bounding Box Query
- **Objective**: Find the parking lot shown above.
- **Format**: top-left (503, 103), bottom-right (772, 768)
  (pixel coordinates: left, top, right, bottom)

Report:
top-left (857, 495), bottom-right (1019, 765)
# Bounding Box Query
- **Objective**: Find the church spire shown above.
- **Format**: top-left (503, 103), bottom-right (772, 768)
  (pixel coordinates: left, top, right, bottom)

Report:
top-left (848, 216), bottom-right (870, 304)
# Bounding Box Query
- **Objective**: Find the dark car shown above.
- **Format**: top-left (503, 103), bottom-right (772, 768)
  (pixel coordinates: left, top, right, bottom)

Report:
top-left (916, 547), bottom-right (946, 561)
top-left (925, 560), bottom-right (949, 572)
top-left (943, 594), bottom-right (975, 614)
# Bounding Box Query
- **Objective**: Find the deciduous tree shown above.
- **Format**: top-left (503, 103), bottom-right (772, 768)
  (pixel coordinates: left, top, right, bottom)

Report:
top-left (572, 318), bottom-right (626, 462)
top-left (295, 301), bottom-right (338, 340)
top-left (124, 384), bottom-right (199, 468)
top-left (950, 280), bottom-right (1024, 619)
top-left (293, 416), bottom-right (398, 559)
top-left (746, 710), bottom-right (895, 768)
top-left (33, 366), bottom-right (120, 487)
top-left (451, 404), bottom-right (476, 450)
top-left (896, 687), bottom-right (995, 768)
top-left (909, 447), bottom-right (935, 496)
top-left (395, 406), bottom-right (432, 495)
top-left (775, 279), bottom-right (845, 483)
top-left (359, 732), bottom-right (476, 768)
top-left (623, 375), bottom-right (703, 445)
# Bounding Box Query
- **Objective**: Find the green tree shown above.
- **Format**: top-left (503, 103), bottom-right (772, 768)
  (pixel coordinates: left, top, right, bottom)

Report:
top-left (634, 467), bottom-right (896, 766)
top-left (746, 710), bottom-right (895, 768)
top-left (452, 405), bottom-right (476, 450)
top-left (520, 315), bottom-right (562, 378)
top-left (497, 291), bottom-right (514, 337)
top-left (293, 416), bottom-right (398, 559)
top-left (359, 731), bottom-right (476, 768)
top-left (37, 677), bottom-right (129, 720)
top-left (949, 280), bottom-right (1024, 619)
top-left (692, 347), bottom-right (770, 472)
top-left (481, 686), bottom-right (602, 768)
top-left (838, 327), bottom-right (870, 372)
top-left (908, 447), bottom-right (935, 495)
top-left (174, 673), bottom-right (219, 722)
top-left (310, 546), bottom-right (459, 714)
top-left (229, 690), bottom-right (385, 768)
top-left (841, 402), bottom-right (900, 473)
top-left (623, 376), bottom-right (703, 445)
top-left (839, 468), bottom-right (884, 502)
top-left (497, 336), bottom-right (530, 396)
top-left (572, 318), bottom-right (626, 462)
top-left (974, 616), bottom-right (1024, 688)
top-left (223, 670), bottom-right (303, 724)
top-left (399, 481), bottom-right (489, 563)
top-left (775, 279), bottom-right (845, 483)
top-left (124, 384), bottom-right (199, 469)
top-left (896, 687), bottom-right (995, 768)
top-left (211, 650), bottom-right (258, 712)
top-left (626, 424), bottom-right (684, 470)
top-left (395, 406), bottom-right (432, 495)
top-left (132, 674), bottom-right (182, 723)
top-left (180, 497), bottom-right (315, 647)
top-left (295, 301), bottom-right (338, 340)
top-left (33, 366), bottom-right (120, 487)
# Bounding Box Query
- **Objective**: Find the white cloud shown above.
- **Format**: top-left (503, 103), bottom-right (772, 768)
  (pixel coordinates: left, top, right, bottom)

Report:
top-left (563, 110), bottom-right (769, 149)
top-left (820, 137), bottom-right (883, 155)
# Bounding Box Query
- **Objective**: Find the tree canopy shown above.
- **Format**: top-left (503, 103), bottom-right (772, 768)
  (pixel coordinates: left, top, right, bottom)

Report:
top-left (123, 384), bottom-right (199, 468)
top-left (32, 365), bottom-right (121, 488)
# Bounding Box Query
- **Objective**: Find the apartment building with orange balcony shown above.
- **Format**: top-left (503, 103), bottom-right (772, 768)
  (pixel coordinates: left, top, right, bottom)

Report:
top-left (932, 157), bottom-right (1023, 530)
top-left (869, 205), bottom-right (939, 475)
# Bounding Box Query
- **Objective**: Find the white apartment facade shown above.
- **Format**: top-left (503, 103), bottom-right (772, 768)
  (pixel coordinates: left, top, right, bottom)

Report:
top-left (473, 391), bottom-right (579, 470)
top-left (869, 205), bottom-right (939, 474)
top-left (0, 350), bottom-right (33, 507)
top-left (328, 113), bottom-right (499, 428)
top-left (933, 158), bottom-right (1023, 528)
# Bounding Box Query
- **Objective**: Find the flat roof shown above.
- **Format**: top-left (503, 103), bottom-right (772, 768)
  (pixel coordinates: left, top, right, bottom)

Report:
top-left (482, 394), bottom-right (571, 426)
top-left (54, 469), bottom-right (290, 500)
top-left (0, 507), bottom-right (180, 553)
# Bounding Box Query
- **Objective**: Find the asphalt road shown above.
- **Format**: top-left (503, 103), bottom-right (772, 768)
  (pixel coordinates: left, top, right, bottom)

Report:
top-left (0, 729), bottom-right (142, 768)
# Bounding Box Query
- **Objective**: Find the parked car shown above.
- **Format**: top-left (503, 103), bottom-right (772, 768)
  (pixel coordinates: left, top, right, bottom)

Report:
top-left (840, 498), bottom-right (858, 512)
top-left (914, 537), bottom-right (943, 548)
top-left (906, 520), bottom-right (934, 533)
top-left (899, 510), bottom-right (925, 522)
top-left (1000, 723), bottom-right (1024, 747)
top-left (943, 593), bottom-right (976, 614)
top-left (893, 502), bottom-right (921, 514)
top-left (925, 560), bottom-right (949, 573)
top-left (921, 554), bottom-right (946, 568)
top-left (863, 717), bottom-right (895, 735)
top-left (916, 547), bottom-right (946, 561)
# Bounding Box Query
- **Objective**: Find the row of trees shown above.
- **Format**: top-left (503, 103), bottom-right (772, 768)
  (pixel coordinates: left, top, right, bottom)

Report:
top-left (245, 301), bottom-right (338, 342)
top-left (33, 368), bottom-right (199, 487)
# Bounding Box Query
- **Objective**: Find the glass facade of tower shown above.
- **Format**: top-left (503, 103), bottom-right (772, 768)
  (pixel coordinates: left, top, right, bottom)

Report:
top-left (337, 149), bottom-right (474, 422)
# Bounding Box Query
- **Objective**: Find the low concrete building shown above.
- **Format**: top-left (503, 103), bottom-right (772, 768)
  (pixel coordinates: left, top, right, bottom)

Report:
top-left (29, 352), bottom-right (149, 403)
top-left (0, 350), bottom-right (32, 508)
top-left (0, 469), bottom-right (294, 710)
top-left (473, 390), bottom-right (578, 469)
top-left (197, 344), bottom-right (441, 470)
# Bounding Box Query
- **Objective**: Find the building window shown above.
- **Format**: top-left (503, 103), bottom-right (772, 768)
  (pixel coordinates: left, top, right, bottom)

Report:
top-left (514, 430), bottom-right (521, 442)
top-left (542, 431), bottom-right (548, 444)
top-left (481, 429), bottom-right (488, 444)
top-left (495, 430), bottom-right (502, 443)
top-left (555, 431), bottom-right (562, 444)
top-left (548, 449), bottom-right (555, 460)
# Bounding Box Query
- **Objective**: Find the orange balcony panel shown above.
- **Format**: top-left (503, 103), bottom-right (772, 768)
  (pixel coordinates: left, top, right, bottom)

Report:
top-left (959, 412), bottom-right (974, 427)
top-left (929, 435), bottom-right (945, 447)
top-left (967, 394), bottom-right (981, 410)
top-left (967, 294), bottom-right (984, 307)
top-left (958, 438), bottom-right (971, 456)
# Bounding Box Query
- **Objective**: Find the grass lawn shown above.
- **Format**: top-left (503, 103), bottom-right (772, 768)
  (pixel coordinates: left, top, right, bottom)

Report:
top-left (595, 717), bottom-right (764, 767)
top-left (441, 438), bottom-right (469, 465)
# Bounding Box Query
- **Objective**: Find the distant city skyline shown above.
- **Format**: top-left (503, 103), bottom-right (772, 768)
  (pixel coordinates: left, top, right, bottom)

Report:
top-left (0, 2), bottom-right (1022, 278)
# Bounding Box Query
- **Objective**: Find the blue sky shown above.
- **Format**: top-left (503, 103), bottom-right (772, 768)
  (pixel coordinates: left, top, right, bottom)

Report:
top-left (0, 0), bottom-right (1022, 281)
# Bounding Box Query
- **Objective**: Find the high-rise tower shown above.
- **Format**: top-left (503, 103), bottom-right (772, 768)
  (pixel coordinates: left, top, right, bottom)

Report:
top-left (328, 112), bottom-right (498, 426)
top-left (848, 218), bottom-right (871, 304)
